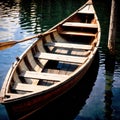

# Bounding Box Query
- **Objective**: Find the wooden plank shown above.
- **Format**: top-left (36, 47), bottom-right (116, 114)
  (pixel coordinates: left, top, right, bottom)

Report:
top-left (78, 10), bottom-right (94, 14)
top-left (62, 22), bottom-right (97, 28)
top-left (60, 31), bottom-right (95, 37)
top-left (43, 69), bottom-right (60, 74)
top-left (6, 93), bottom-right (22, 98)
top-left (13, 83), bottom-right (48, 91)
top-left (35, 52), bottom-right (87, 64)
top-left (20, 71), bottom-right (68, 81)
top-left (78, 5), bottom-right (94, 14)
top-left (44, 68), bottom-right (72, 75)
top-left (45, 42), bottom-right (92, 50)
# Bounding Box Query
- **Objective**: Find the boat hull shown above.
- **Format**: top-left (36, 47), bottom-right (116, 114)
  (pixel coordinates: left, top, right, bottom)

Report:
top-left (5, 54), bottom-right (94, 119)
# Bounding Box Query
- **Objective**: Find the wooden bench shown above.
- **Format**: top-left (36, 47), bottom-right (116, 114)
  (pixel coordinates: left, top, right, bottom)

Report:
top-left (35, 52), bottom-right (87, 64)
top-left (20, 71), bottom-right (68, 81)
top-left (60, 31), bottom-right (96, 37)
top-left (45, 42), bottom-right (92, 50)
top-left (13, 83), bottom-right (48, 92)
top-left (6, 93), bottom-right (23, 98)
top-left (77, 5), bottom-right (94, 14)
top-left (62, 22), bottom-right (97, 28)
top-left (78, 10), bottom-right (94, 14)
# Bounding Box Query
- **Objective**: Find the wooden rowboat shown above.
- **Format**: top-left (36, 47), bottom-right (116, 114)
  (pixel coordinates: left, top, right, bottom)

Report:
top-left (0, 0), bottom-right (101, 119)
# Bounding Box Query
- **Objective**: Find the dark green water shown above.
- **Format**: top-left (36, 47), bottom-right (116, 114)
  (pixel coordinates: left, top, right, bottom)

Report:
top-left (0, 0), bottom-right (120, 119)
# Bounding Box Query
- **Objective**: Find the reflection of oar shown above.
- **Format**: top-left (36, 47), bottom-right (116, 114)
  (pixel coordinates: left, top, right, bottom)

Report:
top-left (0, 29), bottom-right (56, 50)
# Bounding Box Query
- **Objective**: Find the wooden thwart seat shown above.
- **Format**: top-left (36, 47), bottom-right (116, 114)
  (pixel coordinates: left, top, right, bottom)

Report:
top-left (62, 22), bottom-right (97, 28)
top-left (77, 4), bottom-right (94, 14)
top-left (6, 93), bottom-right (23, 98)
top-left (13, 83), bottom-right (48, 92)
top-left (60, 31), bottom-right (96, 36)
top-left (78, 10), bottom-right (94, 14)
top-left (20, 71), bottom-right (68, 81)
top-left (45, 42), bottom-right (92, 50)
top-left (35, 52), bottom-right (87, 64)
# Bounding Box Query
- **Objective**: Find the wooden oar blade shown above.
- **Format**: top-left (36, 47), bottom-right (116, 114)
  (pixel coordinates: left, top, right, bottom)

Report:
top-left (0, 44), bottom-right (15, 50)
top-left (0, 41), bottom-right (17, 50)
top-left (0, 41), bottom-right (17, 47)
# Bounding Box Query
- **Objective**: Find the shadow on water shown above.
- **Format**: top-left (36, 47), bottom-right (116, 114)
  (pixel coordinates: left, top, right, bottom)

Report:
top-left (14, 52), bottom-right (99, 120)
top-left (104, 51), bottom-right (115, 120)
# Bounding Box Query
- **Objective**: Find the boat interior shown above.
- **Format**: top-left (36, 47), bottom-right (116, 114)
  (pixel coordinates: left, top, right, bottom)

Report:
top-left (5, 5), bottom-right (99, 97)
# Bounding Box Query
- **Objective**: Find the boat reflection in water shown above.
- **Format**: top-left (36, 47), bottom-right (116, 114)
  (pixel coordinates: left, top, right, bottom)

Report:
top-left (13, 52), bottom-right (99, 120)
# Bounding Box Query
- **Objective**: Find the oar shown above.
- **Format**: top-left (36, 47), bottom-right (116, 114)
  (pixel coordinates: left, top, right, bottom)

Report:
top-left (0, 29), bottom-right (56, 50)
